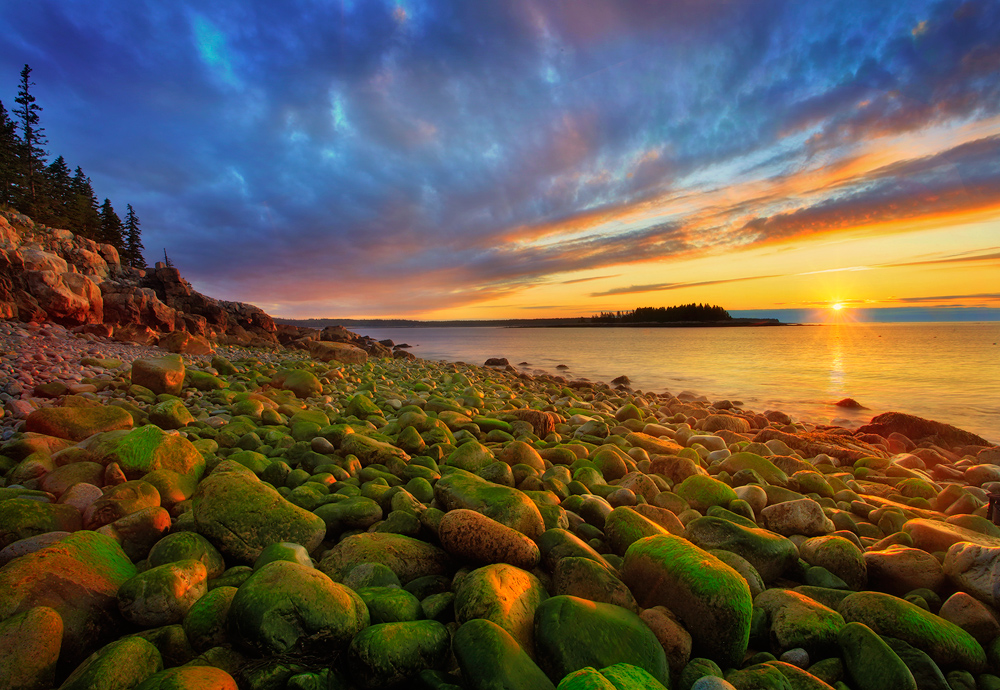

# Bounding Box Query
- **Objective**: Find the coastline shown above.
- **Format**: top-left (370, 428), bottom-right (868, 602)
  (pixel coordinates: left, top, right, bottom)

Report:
top-left (1, 321), bottom-right (999, 688)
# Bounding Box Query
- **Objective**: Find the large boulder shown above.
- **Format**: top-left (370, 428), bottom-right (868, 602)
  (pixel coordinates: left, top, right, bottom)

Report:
top-left (309, 340), bottom-right (368, 364)
top-left (455, 563), bottom-right (548, 658)
top-left (228, 561), bottom-right (369, 655)
top-left (131, 355), bottom-right (185, 396)
top-left (534, 596), bottom-right (670, 686)
top-left (453, 618), bottom-right (556, 690)
top-left (88, 425), bottom-right (205, 480)
top-left (0, 606), bottom-right (63, 690)
top-left (622, 534), bottom-right (751, 668)
top-left (24, 405), bottom-right (133, 442)
top-left (0, 531), bottom-right (136, 667)
top-left (434, 467), bottom-right (545, 539)
top-left (318, 532), bottom-right (451, 585)
top-left (190, 461), bottom-right (326, 564)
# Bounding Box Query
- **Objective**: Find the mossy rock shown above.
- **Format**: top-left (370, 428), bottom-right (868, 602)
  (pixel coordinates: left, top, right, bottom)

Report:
top-left (89, 425), bottom-right (205, 480)
top-left (318, 532), bottom-right (451, 585)
top-left (59, 636), bottom-right (163, 690)
top-left (183, 586), bottom-right (238, 652)
top-left (718, 452), bottom-right (789, 486)
top-left (622, 534), bottom-right (751, 668)
top-left (356, 586), bottom-right (423, 623)
top-left (453, 618), bottom-right (556, 690)
top-left (131, 355), bottom-right (185, 396)
top-left (434, 467), bottom-right (545, 539)
top-left (0, 531), bottom-right (136, 667)
top-left (684, 515), bottom-right (798, 583)
top-left (228, 560), bottom-right (369, 655)
top-left (456, 563), bottom-right (549, 658)
top-left (753, 588), bottom-right (845, 657)
top-left (148, 531), bottom-right (226, 578)
top-left (603, 506), bottom-right (671, 557)
top-left (675, 475), bottom-right (737, 513)
top-left (534, 595), bottom-right (669, 686)
top-left (838, 591), bottom-right (986, 672)
top-left (0, 498), bottom-right (82, 548)
top-left (552, 556), bottom-right (639, 613)
top-left (24, 404), bottom-right (133, 442)
top-left (348, 620), bottom-right (450, 689)
top-left (190, 460), bottom-right (326, 564)
top-left (118, 559), bottom-right (209, 627)
top-left (838, 622), bottom-right (917, 690)
top-left (0, 606), bottom-right (63, 690)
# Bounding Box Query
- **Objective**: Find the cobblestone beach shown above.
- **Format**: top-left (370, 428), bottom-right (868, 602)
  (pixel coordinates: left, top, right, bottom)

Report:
top-left (1, 323), bottom-right (999, 690)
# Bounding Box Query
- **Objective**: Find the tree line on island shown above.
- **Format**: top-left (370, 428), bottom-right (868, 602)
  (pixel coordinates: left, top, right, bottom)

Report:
top-left (592, 303), bottom-right (732, 323)
top-left (0, 64), bottom-right (145, 268)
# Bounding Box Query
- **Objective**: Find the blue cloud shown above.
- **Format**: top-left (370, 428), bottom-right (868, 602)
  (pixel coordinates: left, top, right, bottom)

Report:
top-left (1, 0), bottom-right (998, 315)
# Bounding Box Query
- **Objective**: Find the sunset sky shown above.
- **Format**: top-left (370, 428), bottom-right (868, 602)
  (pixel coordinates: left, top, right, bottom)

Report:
top-left (3, 0), bottom-right (999, 320)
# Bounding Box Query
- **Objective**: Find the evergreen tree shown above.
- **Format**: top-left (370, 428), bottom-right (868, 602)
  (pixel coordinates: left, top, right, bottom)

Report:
top-left (43, 155), bottom-right (72, 226)
top-left (122, 203), bottom-right (145, 268)
top-left (68, 166), bottom-right (101, 239)
top-left (0, 100), bottom-right (18, 208)
top-left (13, 64), bottom-right (47, 214)
top-left (98, 198), bottom-right (124, 249)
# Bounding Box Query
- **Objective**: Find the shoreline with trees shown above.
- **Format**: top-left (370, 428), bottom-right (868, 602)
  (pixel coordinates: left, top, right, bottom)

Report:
top-left (0, 64), bottom-right (145, 267)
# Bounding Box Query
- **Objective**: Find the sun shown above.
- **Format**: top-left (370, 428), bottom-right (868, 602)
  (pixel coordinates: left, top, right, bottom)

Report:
top-left (831, 302), bottom-right (845, 311)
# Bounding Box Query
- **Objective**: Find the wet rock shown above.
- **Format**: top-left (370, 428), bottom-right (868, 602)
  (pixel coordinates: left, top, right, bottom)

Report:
top-left (190, 460), bottom-right (326, 564)
top-left (228, 561), bottom-right (369, 655)
top-left (0, 606), bottom-right (63, 690)
top-left (0, 531), bottom-right (135, 667)
top-left (838, 591), bottom-right (986, 672)
top-left (348, 620), bottom-right (450, 689)
top-left (453, 618), bottom-right (555, 690)
top-left (623, 534), bottom-right (751, 668)
top-left (319, 531), bottom-right (451, 584)
top-left (118, 559), bottom-right (209, 627)
top-left (534, 595), bottom-right (669, 686)
top-left (439, 508), bottom-right (541, 570)
top-left (456, 563), bottom-right (548, 657)
top-left (131, 355), bottom-right (185, 396)
top-left (24, 405), bottom-right (132, 442)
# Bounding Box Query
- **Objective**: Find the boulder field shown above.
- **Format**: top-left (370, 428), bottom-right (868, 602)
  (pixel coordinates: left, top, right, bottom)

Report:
top-left (0, 330), bottom-right (999, 690)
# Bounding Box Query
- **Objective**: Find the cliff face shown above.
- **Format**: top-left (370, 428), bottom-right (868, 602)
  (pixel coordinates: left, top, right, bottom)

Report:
top-left (0, 211), bottom-right (276, 346)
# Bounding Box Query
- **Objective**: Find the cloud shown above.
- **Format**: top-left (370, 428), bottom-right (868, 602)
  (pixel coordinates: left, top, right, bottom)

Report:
top-left (591, 274), bottom-right (781, 298)
top-left (2, 0), bottom-right (999, 317)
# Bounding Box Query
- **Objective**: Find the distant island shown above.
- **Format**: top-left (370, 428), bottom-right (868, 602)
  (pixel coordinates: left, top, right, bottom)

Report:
top-left (276, 303), bottom-right (787, 329)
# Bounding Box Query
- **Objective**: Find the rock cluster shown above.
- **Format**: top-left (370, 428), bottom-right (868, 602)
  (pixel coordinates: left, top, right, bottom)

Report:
top-left (0, 211), bottom-right (277, 348)
top-left (0, 327), bottom-right (999, 690)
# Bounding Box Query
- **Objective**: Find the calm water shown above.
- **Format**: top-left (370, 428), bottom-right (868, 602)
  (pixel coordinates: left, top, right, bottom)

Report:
top-left (358, 323), bottom-right (1000, 444)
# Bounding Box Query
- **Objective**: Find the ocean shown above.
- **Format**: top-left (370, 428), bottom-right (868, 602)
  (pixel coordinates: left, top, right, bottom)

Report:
top-left (356, 322), bottom-right (1000, 445)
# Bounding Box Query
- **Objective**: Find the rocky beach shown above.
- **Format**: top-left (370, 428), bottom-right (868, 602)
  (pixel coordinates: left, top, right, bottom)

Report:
top-left (2, 213), bottom-right (1000, 690)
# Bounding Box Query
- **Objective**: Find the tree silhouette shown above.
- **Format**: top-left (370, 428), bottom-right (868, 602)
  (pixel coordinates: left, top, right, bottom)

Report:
top-left (0, 100), bottom-right (17, 207)
top-left (122, 204), bottom-right (145, 268)
top-left (99, 198), bottom-right (124, 249)
top-left (13, 64), bottom-right (47, 214)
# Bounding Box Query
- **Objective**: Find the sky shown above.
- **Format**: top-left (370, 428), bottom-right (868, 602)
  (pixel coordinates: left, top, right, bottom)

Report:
top-left (2, 0), bottom-right (999, 321)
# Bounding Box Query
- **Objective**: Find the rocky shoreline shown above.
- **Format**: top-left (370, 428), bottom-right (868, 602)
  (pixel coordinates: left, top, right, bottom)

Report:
top-left (1, 323), bottom-right (1000, 690)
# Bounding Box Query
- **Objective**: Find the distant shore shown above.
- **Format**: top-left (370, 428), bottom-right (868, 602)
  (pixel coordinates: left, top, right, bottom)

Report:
top-left (275, 317), bottom-right (791, 329)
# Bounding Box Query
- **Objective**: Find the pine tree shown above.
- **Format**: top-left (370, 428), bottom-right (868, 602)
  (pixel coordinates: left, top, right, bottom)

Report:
top-left (0, 100), bottom-right (17, 208)
top-left (98, 198), bottom-right (124, 250)
top-left (122, 203), bottom-right (145, 268)
top-left (68, 166), bottom-right (101, 239)
top-left (13, 64), bottom-right (47, 214)
top-left (43, 155), bottom-right (72, 227)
